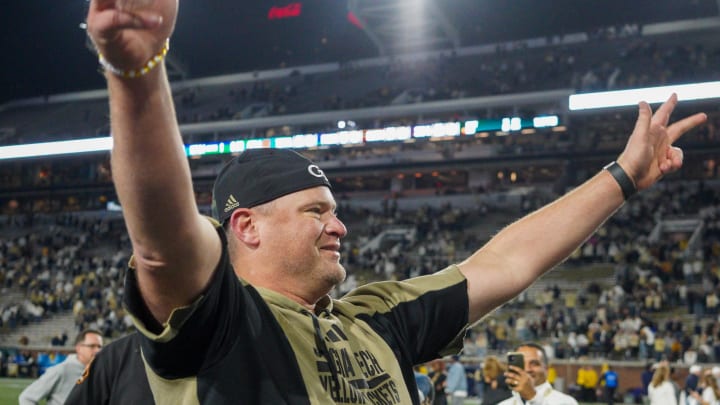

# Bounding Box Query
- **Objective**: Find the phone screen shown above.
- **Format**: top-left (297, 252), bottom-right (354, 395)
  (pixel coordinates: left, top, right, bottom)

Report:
top-left (507, 352), bottom-right (525, 370)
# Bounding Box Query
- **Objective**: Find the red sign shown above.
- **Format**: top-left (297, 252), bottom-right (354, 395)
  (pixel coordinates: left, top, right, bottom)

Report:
top-left (268, 3), bottom-right (302, 20)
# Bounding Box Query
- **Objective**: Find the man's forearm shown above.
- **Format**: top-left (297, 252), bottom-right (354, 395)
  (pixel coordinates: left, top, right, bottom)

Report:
top-left (481, 168), bottom-right (624, 277)
top-left (460, 168), bottom-right (625, 321)
top-left (107, 66), bottom-right (200, 257)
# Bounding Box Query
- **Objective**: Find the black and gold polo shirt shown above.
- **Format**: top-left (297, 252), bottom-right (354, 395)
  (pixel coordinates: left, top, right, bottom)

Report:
top-left (67, 229), bottom-right (469, 404)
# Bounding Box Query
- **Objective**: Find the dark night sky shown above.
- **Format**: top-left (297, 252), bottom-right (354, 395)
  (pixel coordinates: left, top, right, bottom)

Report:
top-left (1, 0), bottom-right (716, 104)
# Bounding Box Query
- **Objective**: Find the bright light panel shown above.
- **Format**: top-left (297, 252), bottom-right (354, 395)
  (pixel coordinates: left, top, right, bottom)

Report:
top-left (0, 137), bottom-right (113, 160)
top-left (569, 81), bottom-right (720, 111)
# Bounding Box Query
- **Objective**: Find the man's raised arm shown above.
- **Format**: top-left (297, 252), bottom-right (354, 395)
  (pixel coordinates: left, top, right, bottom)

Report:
top-left (86, 0), bottom-right (221, 324)
top-left (459, 95), bottom-right (707, 323)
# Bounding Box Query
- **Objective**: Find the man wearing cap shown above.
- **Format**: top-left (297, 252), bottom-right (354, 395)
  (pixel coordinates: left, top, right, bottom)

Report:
top-left (71, 0), bottom-right (707, 404)
top-left (684, 365), bottom-right (703, 402)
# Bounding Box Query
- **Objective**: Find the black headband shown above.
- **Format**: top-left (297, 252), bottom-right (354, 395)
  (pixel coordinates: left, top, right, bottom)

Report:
top-left (211, 149), bottom-right (331, 223)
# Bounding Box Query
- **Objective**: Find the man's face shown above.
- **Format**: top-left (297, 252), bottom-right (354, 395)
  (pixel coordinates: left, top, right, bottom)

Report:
top-left (257, 186), bottom-right (348, 292)
top-left (75, 333), bottom-right (103, 365)
top-left (517, 345), bottom-right (547, 386)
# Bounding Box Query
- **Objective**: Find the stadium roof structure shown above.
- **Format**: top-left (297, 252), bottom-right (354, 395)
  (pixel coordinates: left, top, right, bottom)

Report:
top-left (0, 0), bottom-right (718, 104)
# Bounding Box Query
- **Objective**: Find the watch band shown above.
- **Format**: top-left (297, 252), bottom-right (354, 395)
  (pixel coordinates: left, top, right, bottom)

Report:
top-left (603, 161), bottom-right (637, 200)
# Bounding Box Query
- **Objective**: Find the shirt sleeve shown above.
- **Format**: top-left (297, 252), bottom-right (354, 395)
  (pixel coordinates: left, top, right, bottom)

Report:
top-left (18, 365), bottom-right (61, 404)
top-left (122, 224), bottom-right (255, 379)
top-left (340, 265), bottom-right (469, 364)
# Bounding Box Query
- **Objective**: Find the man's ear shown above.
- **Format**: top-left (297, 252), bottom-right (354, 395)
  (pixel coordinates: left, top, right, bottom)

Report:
top-left (227, 208), bottom-right (260, 247)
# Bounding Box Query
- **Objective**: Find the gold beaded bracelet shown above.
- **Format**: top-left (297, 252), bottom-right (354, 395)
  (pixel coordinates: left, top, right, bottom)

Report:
top-left (98, 39), bottom-right (170, 78)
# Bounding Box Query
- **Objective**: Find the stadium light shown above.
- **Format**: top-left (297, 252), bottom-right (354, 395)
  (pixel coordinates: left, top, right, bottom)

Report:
top-left (569, 81), bottom-right (720, 111)
top-left (0, 137), bottom-right (113, 160)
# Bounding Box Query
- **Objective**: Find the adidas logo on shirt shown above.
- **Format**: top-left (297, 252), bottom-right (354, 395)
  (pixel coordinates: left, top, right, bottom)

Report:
top-left (224, 195), bottom-right (240, 213)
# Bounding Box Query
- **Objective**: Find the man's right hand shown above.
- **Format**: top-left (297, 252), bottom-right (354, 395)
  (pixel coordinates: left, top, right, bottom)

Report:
top-left (86, 0), bottom-right (177, 73)
top-left (505, 365), bottom-right (535, 401)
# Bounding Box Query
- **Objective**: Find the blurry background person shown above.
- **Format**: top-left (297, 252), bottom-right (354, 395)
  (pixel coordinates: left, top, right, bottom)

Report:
top-left (547, 363), bottom-right (557, 387)
top-left (18, 329), bottom-right (103, 405)
top-left (415, 369), bottom-right (435, 405)
top-left (577, 363), bottom-right (599, 402)
top-left (685, 365), bottom-right (703, 403)
top-left (446, 355), bottom-right (468, 405)
top-left (642, 363), bottom-right (656, 399)
top-left (690, 372), bottom-right (720, 405)
top-left (713, 367), bottom-right (720, 389)
top-left (482, 355), bottom-right (513, 405)
top-left (601, 364), bottom-right (619, 405)
top-left (474, 363), bottom-right (485, 402)
top-left (648, 363), bottom-right (678, 405)
top-left (429, 359), bottom-right (448, 405)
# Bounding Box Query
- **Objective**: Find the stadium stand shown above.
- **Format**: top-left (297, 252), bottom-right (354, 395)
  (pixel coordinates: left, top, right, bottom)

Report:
top-left (1, 8), bottom-right (720, 403)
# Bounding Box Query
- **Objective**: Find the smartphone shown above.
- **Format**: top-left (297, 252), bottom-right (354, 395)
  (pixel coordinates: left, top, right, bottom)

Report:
top-left (507, 352), bottom-right (525, 371)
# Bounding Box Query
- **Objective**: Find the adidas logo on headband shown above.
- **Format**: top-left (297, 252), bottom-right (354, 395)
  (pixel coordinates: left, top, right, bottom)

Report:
top-left (224, 195), bottom-right (240, 213)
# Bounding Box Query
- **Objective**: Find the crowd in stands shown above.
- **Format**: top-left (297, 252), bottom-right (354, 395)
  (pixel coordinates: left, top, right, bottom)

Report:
top-left (0, 213), bottom-right (132, 345)
top-left (3, 175), bottom-right (720, 370)
top-left (455, 181), bottom-right (720, 366)
top-left (334, 200), bottom-right (486, 296)
top-left (163, 29), bottom-right (720, 133)
top-left (162, 37), bottom-right (719, 142)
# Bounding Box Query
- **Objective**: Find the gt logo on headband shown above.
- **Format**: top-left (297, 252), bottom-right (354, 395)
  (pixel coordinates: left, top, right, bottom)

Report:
top-left (308, 165), bottom-right (329, 183)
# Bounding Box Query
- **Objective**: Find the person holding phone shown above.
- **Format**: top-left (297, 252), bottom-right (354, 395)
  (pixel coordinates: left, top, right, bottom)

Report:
top-left (499, 343), bottom-right (578, 405)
